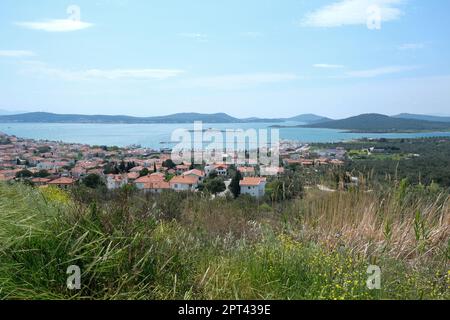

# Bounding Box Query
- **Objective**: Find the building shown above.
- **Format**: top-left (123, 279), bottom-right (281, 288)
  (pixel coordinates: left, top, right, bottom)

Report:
top-left (106, 174), bottom-right (128, 190)
top-left (31, 178), bottom-right (52, 186)
top-left (134, 173), bottom-right (165, 190)
top-left (182, 169), bottom-right (205, 182)
top-left (205, 163), bottom-right (228, 176)
top-left (175, 164), bottom-right (190, 175)
top-left (169, 175), bottom-right (199, 192)
top-left (48, 177), bottom-right (76, 189)
top-left (142, 181), bottom-right (171, 193)
top-left (237, 166), bottom-right (255, 177)
top-left (239, 177), bottom-right (267, 198)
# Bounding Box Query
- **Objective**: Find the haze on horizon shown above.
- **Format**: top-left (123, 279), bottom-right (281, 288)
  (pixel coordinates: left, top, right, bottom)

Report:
top-left (1, 0), bottom-right (450, 119)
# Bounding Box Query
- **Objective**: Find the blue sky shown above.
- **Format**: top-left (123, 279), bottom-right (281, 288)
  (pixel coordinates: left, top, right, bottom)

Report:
top-left (0, 0), bottom-right (449, 118)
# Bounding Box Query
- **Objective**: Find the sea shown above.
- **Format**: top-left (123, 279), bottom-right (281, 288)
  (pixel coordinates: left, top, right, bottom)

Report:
top-left (1, 122), bottom-right (450, 149)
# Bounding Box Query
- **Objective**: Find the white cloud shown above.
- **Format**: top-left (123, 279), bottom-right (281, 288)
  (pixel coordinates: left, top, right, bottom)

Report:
top-left (345, 65), bottom-right (418, 78)
top-left (301, 0), bottom-right (404, 28)
top-left (398, 43), bottom-right (425, 50)
top-left (178, 33), bottom-right (208, 42)
top-left (22, 61), bottom-right (184, 81)
top-left (16, 19), bottom-right (93, 32)
top-left (178, 73), bottom-right (300, 90)
top-left (0, 50), bottom-right (35, 57)
top-left (313, 63), bottom-right (345, 69)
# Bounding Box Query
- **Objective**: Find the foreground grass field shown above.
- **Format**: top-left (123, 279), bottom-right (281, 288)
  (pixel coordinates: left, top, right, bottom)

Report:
top-left (0, 182), bottom-right (448, 299)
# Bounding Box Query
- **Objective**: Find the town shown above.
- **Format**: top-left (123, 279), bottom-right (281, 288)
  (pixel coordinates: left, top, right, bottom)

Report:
top-left (0, 131), bottom-right (346, 197)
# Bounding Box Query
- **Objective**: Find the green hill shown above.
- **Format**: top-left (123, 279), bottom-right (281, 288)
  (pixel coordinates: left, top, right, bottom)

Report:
top-left (302, 113), bottom-right (450, 133)
top-left (394, 113), bottom-right (450, 123)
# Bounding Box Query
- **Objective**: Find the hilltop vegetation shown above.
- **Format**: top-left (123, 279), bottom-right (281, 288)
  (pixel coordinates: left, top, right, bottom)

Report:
top-left (0, 177), bottom-right (448, 300)
top-left (0, 112), bottom-right (329, 124)
top-left (301, 114), bottom-right (450, 133)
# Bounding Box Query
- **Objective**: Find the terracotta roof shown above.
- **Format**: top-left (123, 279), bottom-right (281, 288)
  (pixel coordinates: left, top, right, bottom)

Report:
top-left (170, 175), bottom-right (199, 185)
top-left (239, 177), bottom-right (266, 186)
top-left (182, 169), bottom-right (204, 177)
top-left (49, 177), bottom-right (75, 185)
top-left (238, 166), bottom-right (255, 173)
top-left (127, 172), bottom-right (140, 180)
top-left (135, 174), bottom-right (164, 184)
top-left (143, 181), bottom-right (170, 190)
top-left (31, 178), bottom-right (51, 183)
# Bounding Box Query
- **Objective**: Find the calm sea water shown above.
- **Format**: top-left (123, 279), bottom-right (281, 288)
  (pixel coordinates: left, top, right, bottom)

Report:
top-left (1, 122), bottom-right (450, 149)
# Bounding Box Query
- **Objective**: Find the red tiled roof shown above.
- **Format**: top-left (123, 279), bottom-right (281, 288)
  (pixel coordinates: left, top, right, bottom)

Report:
top-left (170, 175), bottom-right (199, 185)
top-left (182, 169), bottom-right (204, 177)
top-left (49, 177), bottom-right (75, 185)
top-left (239, 177), bottom-right (266, 186)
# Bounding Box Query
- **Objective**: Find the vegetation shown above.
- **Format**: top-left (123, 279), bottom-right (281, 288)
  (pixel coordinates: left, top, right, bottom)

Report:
top-left (315, 138), bottom-right (450, 187)
top-left (0, 177), bottom-right (448, 300)
top-left (302, 114), bottom-right (450, 133)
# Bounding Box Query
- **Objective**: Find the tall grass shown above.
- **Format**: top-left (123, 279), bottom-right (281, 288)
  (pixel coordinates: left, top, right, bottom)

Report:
top-left (0, 182), bottom-right (448, 300)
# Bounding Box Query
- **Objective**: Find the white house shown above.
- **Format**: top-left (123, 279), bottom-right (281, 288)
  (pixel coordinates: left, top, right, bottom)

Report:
top-left (106, 174), bottom-right (128, 190)
top-left (170, 175), bottom-right (199, 192)
top-left (205, 164), bottom-right (228, 176)
top-left (182, 169), bottom-right (205, 182)
top-left (239, 177), bottom-right (267, 198)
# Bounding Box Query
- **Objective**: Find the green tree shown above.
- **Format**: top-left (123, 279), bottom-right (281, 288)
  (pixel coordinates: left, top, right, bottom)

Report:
top-left (162, 159), bottom-right (176, 169)
top-left (33, 170), bottom-right (50, 178)
top-left (229, 170), bottom-right (242, 198)
top-left (203, 177), bottom-right (226, 195)
top-left (83, 174), bottom-right (105, 189)
top-left (139, 168), bottom-right (149, 177)
top-left (15, 170), bottom-right (33, 179)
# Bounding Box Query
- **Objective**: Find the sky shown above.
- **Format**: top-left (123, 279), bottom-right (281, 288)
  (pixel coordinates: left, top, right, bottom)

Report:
top-left (0, 0), bottom-right (450, 119)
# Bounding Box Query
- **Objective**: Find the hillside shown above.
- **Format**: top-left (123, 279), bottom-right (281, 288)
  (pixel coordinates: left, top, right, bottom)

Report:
top-left (0, 112), bottom-right (328, 124)
top-left (287, 113), bottom-right (331, 123)
top-left (394, 113), bottom-right (450, 123)
top-left (301, 113), bottom-right (450, 133)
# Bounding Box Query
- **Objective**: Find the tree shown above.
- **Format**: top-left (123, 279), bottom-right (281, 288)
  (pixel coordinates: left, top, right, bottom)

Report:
top-left (83, 174), bottom-right (105, 189)
top-left (119, 160), bottom-right (126, 173)
top-left (203, 177), bottom-right (226, 195)
top-left (15, 170), bottom-right (33, 179)
top-left (33, 170), bottom-right (50, 178)
top-left (229, 170), bottom-right (242, 198)
top-left (208, 170), bottom-right (218, 179)
top-left (139, 168), bottom-right (149, 177)
top-left (162, 159), bottom-right (176, 169)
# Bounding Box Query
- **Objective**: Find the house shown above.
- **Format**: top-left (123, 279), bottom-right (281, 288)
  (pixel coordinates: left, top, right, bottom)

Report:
top-left (175, 164), bottom-right (190, 175)
top-left (205, 163), bottom-right (228, 176)
top-left (31, 177), bottom-right (52, 186)
top-left (169, 175), bottom-right (199, 192)
top-left (48, 177), bottom-right (76, 189)
top-left (239, 177), bottom-right (267, 198)
top-left (260, 166), bottom-right (284, 176)
top-left (127, 172), bottom-right (140, 181)
top-left (238, 166), bottom-right (255, 177)
top-left (142, 181), bottom-right (171, 193)
top-left (106, 174), bottom-right (128, 190)
top-left (182, 169), bottom-right (205, 182)
top-left (134, 173), bottom-right (165, 190)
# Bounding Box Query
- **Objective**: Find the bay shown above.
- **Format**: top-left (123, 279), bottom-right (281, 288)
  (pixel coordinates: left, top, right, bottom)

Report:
top-left (1, 122), bottom-right (450, 149)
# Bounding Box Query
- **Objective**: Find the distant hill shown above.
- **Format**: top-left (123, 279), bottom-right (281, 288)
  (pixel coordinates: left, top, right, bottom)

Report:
top-left (0, 109), bottom-right (26, 115)
top-left (301, 113), bottom-right (450, 133)
top-left (394, 113), bottom-right (450, 123)
top-left (287, 114), bottom-right (331, 124)
top-left (0, 112), bottom-right (329, 124)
